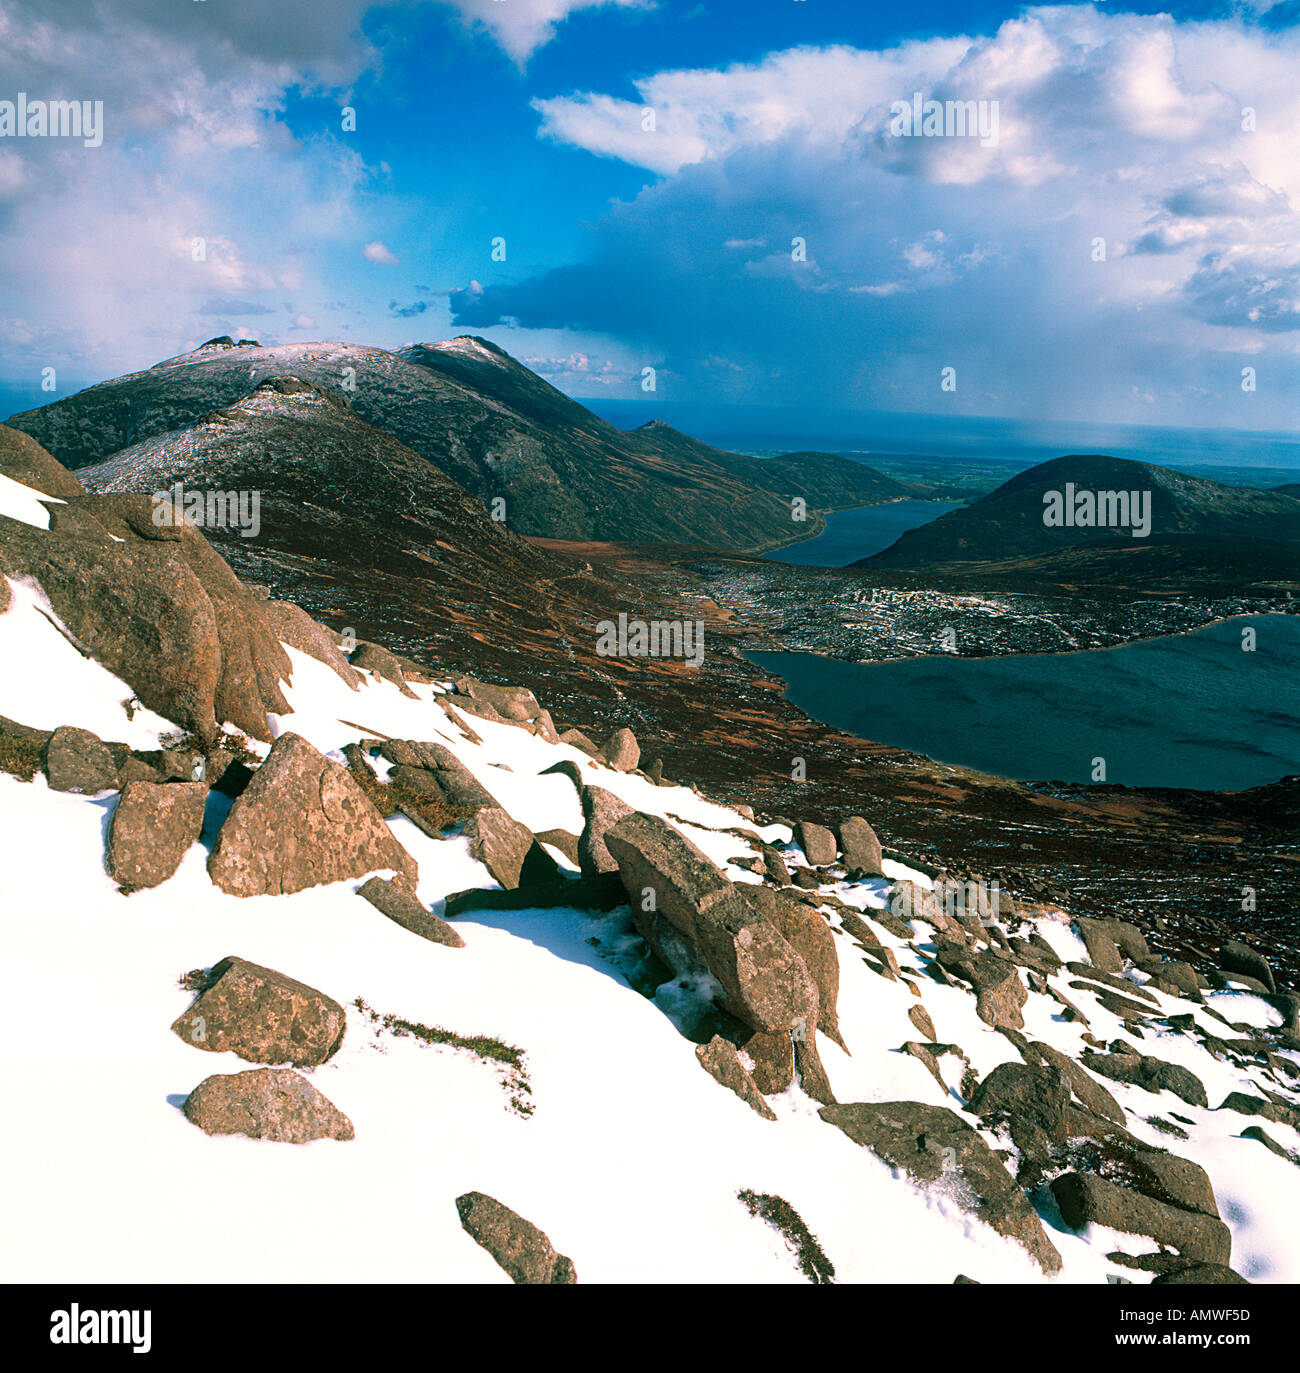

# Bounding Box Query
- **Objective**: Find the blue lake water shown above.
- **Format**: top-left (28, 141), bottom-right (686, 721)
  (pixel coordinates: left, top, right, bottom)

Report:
top-left (746, 615), bottom-right (1300, 791)
top-left (763, 499), bottom-right (955, 567)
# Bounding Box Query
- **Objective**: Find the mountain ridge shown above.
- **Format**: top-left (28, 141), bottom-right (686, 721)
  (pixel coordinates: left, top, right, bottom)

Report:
top-left (856, 453), bottom-right (1300, 591)
top-left (7, 337), bottom-right (910, 553)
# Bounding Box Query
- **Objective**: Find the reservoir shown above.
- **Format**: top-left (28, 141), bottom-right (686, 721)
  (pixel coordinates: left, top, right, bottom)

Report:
top-left (746, 614), bottom-right (1300, 790)
top-left (764, 499), bottom-right (954, 567)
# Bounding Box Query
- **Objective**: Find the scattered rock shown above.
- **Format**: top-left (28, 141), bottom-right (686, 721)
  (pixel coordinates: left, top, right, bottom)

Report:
top-left (382, 739), bottom-right (502, 814)
top-left (359, 876), bottom-right (464, 948)
top-left (696, 1036), bottom-right (777, 1120)
top-left (1151, 1264), bottom-right (1249, 1285)
top-left (464, 807), bottom-right (558, 890)
top-left (908, 1004), bottom-right (937, 1042)
top-left (443, 872), bottom-right (625, 917)
top-left (1051, 1172), bottom-right (1232, 1265)
top-left (1240, 1125), bottom-right (1298, 1163)
top-left (535, 828), bottom-right (580, 865)
top-left (1217, 1092), bottom-right (1300, 1130)
top-left (577, 785), bottom-right (635, 877)
top-left (455, 1192), bottom-right (576, 1284)
top-left (183, 1068), bottom-right (353, 1142)
top-left (820, 1101), bottom-right (1063, 1274)
top-left (794, 820), bottom-right (837, 867)
top-left (1146, 962), bottom-right (1202, 1000)
top-left (1219, 939), bottom-right (1276, 993)
top-left (600, 726), bottom-right (640, 772)
top-left (263, 600), bottom-right (362, 689)
top-left (531, 709), bottom-right (560, 744)
top-left (903, 1041), bottom-right (949, 1094)
top-left (1074, 918), bottom-right (1125, 974)
top-left (1019, 1040), bottom-right (1126, 1125)
top-left (1114, 1149), bottom-right (1220, 1217)
top-left (171, 956), bottom-right (347, 1066)
top-left (932, 942), bottom-right (1027, 1030)
top-left (968, 1061), bottom-right (1070, 1172)
top-left (208, 732), bottom-right (417, 896)
top-left (43, 725), bottom-right (118, 793)
top-left (451, 676), bottom-right (542, 723)
top-left (743, 1029), bottom-right (795, 1096)
top-left (837, 815), bottom-right (883, 876)
top-left (1084, 1052), bottom-right (1208, 1108)
top-left (107, 780), bottom-right (207, 889)
top-left (558, 728), bottom-right (599, 755)
top-left (759, 844), bottom-right (791, 887)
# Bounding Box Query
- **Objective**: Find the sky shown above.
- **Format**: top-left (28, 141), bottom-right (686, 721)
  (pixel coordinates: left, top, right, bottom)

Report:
top-left (1, 0), bottom-right (1299, 433)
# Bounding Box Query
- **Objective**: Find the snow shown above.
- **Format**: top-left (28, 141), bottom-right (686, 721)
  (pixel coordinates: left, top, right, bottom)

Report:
top-left (0, 577), bottom-right (175, 750)
top-left (1, 594), bottom-right (1298, 1285)
top-left (0, 472), bottom-right (64, 529)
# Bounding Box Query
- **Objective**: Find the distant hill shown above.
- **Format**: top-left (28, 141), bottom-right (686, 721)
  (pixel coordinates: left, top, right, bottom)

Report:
top-left (855, 454), bottom-right (1300, 591)
top-left (7, 336), bottom-right (908, 552)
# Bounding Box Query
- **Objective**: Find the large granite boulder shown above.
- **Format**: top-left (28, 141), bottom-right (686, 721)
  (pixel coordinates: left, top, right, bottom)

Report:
top-left (577, 785), bottom-right (635, 878)
top-left (171, 956), bottom-right (347, 1066)
top-left (820, 1100), bottom-right (1063, 1274)
top-left (208, 732), bottom-right (417, 896)
top-left (43, 725), bottom-right (119, 794)
top-left (603, 812), bottom-right (734, 942)
top-left (0, 433), bottom-right (360, 741)
top-left (696, 1036), bottom-right (777, 1120)
top-left (183, 1067), bottom-right (354, 1142)
top-left (108, 780), bottom-right (207, 889)
top-left (837, 815), bottom-right (883, 876)
top-left (1051, 1172), bottom-right (1231, 1265)
top-left (695, 893), bottom-right (819, 1035)
top-left (463, 808), bottom-right (559, 890)
top-left (794, 820), bottom-right (837, 867)
top-left (741, 886), bottom-right (841, 1044)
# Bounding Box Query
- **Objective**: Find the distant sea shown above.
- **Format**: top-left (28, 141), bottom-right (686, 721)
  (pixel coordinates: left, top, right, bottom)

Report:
top-left (747, 615), bottom-right (1300, 791)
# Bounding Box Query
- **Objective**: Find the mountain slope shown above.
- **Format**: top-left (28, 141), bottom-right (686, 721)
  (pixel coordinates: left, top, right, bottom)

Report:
top-left (2, 445), bottom-right (1299, 1284)
top-left (856, 454), bottom-right (1300, 590)
top-left (8, 336), bottom-right (906, 552)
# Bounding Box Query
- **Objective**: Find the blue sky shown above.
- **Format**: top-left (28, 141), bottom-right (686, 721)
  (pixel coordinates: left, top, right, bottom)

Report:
top-left (1, 0), bottom-right (1298, 433)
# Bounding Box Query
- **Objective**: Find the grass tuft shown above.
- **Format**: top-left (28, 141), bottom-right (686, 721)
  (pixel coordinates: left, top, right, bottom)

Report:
top-left (738, 1189), bottom-right (835, 1284)
top-left (352, 996), bottom-right (533, 1116)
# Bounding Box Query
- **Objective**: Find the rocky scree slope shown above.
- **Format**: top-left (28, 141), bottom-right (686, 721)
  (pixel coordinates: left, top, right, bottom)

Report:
top-left (3, 429), bottom-right (1300, 1284)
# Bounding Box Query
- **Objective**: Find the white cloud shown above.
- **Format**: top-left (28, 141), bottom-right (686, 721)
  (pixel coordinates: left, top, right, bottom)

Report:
top-left (435, 0), bottom-right (653, 66)
top-left (362, 240), bottom-right (400, 265)
top-left (0, 0), bottom-right (388, 376)
top-left (472, 7), bottom-right (1300, 424)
